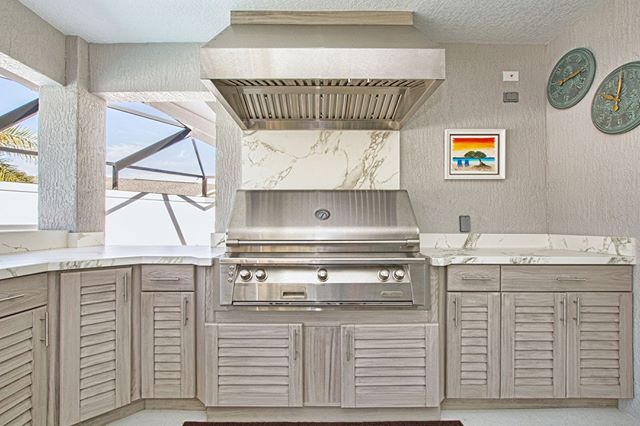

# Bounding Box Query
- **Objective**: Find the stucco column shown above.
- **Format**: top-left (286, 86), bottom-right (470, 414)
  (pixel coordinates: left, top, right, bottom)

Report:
top-left (38, 36), bottom-right (106, 232)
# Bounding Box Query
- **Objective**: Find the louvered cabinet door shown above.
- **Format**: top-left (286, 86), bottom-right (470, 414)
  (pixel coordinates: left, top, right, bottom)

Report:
top-left (206, 323), bottom-right (303, 407)
top-left (501, 292), bottom-right (565, 398)
top-left (567, 292), bottom-right (632, 398)
top-left (141, 292), bottom-right (195, 398)
top-left (0, 308), bottom-right (47, 426)
top-left (341, 324), bottom-right (439, 408)
top-left (446, 292), bottom-right (500, 398)
top-left (59, 268), bottom-right (132, 425)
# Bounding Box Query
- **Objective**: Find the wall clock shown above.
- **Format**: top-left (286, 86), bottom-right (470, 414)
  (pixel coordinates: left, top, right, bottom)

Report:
top-left (591, 61), bottom-right (640, 134)
top-left (547, 48), bottom-right (596, 109)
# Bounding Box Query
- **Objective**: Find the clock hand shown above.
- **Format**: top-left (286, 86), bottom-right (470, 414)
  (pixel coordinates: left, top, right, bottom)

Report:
top-left (555, 68), bottom-right (585, 85)
top-left (613, 71), bottom-right (624, 112)
top-left (600, 93), bottom-right (617, 101)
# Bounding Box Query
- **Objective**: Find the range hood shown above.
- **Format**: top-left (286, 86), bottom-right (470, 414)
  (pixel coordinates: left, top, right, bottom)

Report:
top-left (200, 11), bottom-right (445, 131)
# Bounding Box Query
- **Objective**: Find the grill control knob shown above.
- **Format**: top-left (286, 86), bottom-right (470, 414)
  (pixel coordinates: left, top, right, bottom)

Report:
top-left (317, 268), bottom-right (329, 282)
top-left (239, 269), bottom-right (252, 281)
top-left (255, 269), bottom-right (267, 281)
top-left (378, 269), bottom-right (390, 281)
top-left (393, 268), bottom-right (406, 281)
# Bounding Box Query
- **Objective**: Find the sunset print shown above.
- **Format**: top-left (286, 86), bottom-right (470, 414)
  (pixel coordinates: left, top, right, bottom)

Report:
top-left (450, 135), bottom-right (498, 174)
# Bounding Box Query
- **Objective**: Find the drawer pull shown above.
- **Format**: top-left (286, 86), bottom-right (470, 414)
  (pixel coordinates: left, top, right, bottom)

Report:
top-left (0, 294), bottom-right (25, 303)
top-left (149, 277), bottom-right (181, 282)
top-left (461, 276), bottom-right (493, 281)
top-left (380, 290), bottom-right (404, 298)
top-left (556, 276), bottom-right (587, 282)
top-left (282, 291), bottom-right (306, 299)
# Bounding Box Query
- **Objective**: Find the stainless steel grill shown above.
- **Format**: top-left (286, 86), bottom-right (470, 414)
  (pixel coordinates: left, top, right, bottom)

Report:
top-left (219, 190), bottom-right (429, 309)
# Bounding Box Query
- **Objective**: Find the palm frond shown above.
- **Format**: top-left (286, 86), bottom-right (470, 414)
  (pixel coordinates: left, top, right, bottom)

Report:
top-left (0, 126), bottom-right (38, 161)
top-left (0, 159), bottom-right (35, 183)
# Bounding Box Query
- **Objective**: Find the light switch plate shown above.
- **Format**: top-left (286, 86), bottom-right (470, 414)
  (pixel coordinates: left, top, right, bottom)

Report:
top-left (503, 71), bottom-right (519, 82)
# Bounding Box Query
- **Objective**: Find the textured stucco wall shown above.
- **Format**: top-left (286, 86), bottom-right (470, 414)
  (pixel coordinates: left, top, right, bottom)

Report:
top-left (545, 0), bottom-right (640, 418)
top-left (0, 0), bottom-right (65, 85)
top-left (402, 43), bottom-right (548, 233)
top-left (89, 43), bottom-right (215, 102)
top-left (213, 103), bottom-right (242, 232)
top-left (38, 37), bottom-right (106, 232)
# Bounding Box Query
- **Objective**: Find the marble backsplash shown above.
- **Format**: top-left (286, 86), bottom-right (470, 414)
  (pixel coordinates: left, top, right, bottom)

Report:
top-left (241, 130), bottom-right (399, 190)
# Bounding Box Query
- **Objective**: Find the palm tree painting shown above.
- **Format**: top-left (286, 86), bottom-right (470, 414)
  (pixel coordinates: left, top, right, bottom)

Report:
top-left (0, 126), bottom-right (37, 183)
top-left (445, 129), bottom-right (506, 180)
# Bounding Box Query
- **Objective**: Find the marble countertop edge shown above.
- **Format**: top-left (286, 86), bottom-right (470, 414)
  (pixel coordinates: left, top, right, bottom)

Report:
top-left (0, 243), bottom-right (634, 280)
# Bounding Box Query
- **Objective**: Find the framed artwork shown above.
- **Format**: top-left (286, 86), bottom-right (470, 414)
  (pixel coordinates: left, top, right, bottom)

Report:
top-left (444, 129), bottom-right (506, 180)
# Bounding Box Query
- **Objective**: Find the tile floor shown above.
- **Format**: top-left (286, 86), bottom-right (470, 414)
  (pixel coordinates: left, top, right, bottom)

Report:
top-left (107, 408), bottom-right (639, 426)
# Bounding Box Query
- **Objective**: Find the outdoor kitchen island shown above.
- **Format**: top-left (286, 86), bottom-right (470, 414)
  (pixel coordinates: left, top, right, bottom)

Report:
top-left (0, 226), bottom-right (634, 424)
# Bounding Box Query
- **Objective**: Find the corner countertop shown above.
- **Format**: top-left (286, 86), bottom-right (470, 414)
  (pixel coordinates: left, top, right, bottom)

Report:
top-left (0, 245), bottom-right (225, 280)
top-left (0, 233), bottom-right (635, 280)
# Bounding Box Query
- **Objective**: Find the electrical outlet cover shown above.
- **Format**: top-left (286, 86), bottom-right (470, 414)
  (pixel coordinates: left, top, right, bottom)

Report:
top-left (503, 71), bottom-right (519, 82)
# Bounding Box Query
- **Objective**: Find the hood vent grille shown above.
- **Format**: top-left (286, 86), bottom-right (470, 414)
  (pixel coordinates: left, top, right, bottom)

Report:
top-left (207, 78), bottom-right (438, 130)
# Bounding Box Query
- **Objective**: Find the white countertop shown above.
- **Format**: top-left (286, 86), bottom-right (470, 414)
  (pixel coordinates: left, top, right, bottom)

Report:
top-left (0, 245), bottom-right (225, 280)
top-left (422, 247), bottom-right (634, 266)
top-left (0, 235), bottom-right (634, 280)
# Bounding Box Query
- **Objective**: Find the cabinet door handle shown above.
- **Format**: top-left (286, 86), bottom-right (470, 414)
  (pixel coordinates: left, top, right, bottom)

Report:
top-left (559, 297), bottom-right (566, 323)
top-left (452, 296), bottom-right (458, 327)
top-left (0, 294), bottom-right (24, 303)
top-left (293, 328), bottom-right (300, 360)
top-left (183, 297), bottom-right (189, 326)
top-left (576, 297), bottom-right (581, 327)
top-left (40, 311), bottom-right (49, 347)
top-left (461, 275), bottom-right (493, 281)
top-left (556, 276), bottom-right (587, 282)
top-left (346, 331), bottom-right (353, 361)
top-left (124, 273), bottom-right (128, 302)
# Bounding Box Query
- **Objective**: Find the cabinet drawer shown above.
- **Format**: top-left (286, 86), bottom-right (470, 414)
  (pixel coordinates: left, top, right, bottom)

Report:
top-left (0, 273), bottom-right (48, 318)
top-left (448, 265), bottom-right (500, 291)
top-left (501, 266), bottom-right (632, 292)
top-left (141, 265), bottom-right (194, 291)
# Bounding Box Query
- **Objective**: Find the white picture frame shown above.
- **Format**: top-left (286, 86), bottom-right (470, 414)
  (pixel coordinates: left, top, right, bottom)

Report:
top-left (444, 129), bottom-right (506, 180)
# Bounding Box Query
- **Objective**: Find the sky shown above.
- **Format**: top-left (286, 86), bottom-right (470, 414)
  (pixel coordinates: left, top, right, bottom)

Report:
top-left (0, 77), bottom-right (216, 182)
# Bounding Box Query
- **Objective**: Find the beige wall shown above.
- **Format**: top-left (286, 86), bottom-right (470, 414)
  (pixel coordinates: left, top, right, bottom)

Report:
top-left (545, 0), bottom-right (640, 419)
top-left (402, 43), bottom-right (548, 233)
top-left (215, 43), bottom-right (550, 233)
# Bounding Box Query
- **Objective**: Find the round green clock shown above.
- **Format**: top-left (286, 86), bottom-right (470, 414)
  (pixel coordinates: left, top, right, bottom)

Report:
top-left (591, 61), bottom-right (640, 134)
top-left (547, 48), bottom-right (596, 109)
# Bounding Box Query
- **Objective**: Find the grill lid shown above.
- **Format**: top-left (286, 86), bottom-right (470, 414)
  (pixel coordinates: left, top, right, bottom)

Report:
top-left (225, 190), bottom-right (420, 252)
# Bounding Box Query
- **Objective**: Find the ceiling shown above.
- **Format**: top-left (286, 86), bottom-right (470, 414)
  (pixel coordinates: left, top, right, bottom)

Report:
top-left (19, 0), bottom-right (604, 45)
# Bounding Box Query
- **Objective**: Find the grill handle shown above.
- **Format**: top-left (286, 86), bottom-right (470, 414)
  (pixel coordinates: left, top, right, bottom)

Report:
top-left (281, 291), bottom-right (307, 300)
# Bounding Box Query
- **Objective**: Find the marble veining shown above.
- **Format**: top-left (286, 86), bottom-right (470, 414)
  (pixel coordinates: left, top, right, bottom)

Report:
top-left (421, 233), bottom-right (636, 266)
top-left (0, 245), bottom-right (224, 280)
top-left (241, 130), bottom-right (399, 190)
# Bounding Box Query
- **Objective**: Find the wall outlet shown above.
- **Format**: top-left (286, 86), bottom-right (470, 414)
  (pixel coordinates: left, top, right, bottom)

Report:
top-left (503, 71), bottom-right (519, 82)
top-left (459, 215), bottom-right (471, 233)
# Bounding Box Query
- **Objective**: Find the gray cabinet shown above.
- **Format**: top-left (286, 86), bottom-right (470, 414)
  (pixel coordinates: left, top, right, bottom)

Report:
top-left (501, 292), bottom-right (566, 398)
top-left (0, 307), bottom-right (48, 426)
top-left (341, 324), bottom-right (439, 408)
top-left (446, 292), bottom-right (500, 398)
top-left (59, 268), bottom-right (132, 425)
top-left (566, 292), bottom-right (632, 398)
top-left (204, 323), bottom-right (303, 407)
top-left (141, 292), bottom-right (195, 398)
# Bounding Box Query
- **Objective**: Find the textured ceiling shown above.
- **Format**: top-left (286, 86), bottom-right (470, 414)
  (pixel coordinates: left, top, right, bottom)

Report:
top-left (19, 0), bottom-right (605, 45)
